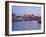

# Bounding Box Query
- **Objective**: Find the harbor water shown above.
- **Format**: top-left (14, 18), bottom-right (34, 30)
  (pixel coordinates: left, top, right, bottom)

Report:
top-left (12, 21), bottom-right (41, 31)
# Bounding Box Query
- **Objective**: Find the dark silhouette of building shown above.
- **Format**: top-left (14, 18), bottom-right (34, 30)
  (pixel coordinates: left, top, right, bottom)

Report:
top-left (12, 13), bottom-right (41, 24)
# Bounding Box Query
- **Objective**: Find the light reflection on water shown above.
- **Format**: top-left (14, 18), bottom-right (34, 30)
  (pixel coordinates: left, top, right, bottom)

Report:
top-left (12, 21), bottom-right (41, 31)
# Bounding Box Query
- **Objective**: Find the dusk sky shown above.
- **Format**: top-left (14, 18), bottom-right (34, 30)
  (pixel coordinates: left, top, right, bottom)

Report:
top-left (12, 5), bottom-right (41, 16)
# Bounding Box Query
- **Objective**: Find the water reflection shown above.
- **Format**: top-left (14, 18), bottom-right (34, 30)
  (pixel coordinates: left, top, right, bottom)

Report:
top-left (12, 21), bottom-right (41, 31)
